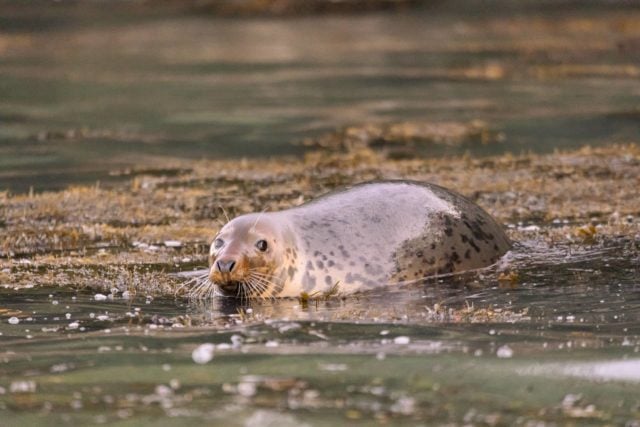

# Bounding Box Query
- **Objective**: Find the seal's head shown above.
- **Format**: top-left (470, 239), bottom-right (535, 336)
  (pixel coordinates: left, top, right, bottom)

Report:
top-left (208, 213), bottom-right (291, 299)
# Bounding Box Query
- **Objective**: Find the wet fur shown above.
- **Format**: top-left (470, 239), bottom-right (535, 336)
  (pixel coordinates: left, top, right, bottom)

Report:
top-left (188, 180), bottom-right (511, 300)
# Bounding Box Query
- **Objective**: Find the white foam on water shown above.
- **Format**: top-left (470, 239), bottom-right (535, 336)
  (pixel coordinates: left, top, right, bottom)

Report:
top-left (520, 359), bottom-right (640, 383)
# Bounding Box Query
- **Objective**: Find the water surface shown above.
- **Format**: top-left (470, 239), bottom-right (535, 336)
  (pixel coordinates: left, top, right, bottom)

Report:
top-left (2, 240), bottom-right (639, 425)
top-left (2, 2), bottom-right (640, 425)
top-left (2, 1), bottom-right (640, 192)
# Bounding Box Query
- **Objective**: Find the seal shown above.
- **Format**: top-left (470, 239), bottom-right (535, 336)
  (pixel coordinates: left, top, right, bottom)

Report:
top-left (190, 180), bottom-right (511, 299)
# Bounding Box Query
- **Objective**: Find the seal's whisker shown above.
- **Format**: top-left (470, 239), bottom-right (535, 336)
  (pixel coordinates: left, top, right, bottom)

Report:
top-left (238, 283), bottom-right (245, 302)
top-left (248, 273), bottom-right (280, 300)
top-left (219, 205), bottom-right (231, 223)
top-left (242, 278), bottom-right (255, 297)
top-left (247, 270), bottom-right (276, 283)
top-left (185, 274), bottom-right (221, 301)
top-left (209, 282), bottom-right (223, 299)
top-left (249, 208), bottom-right (269, 234)
top-left (185, 276), bottom-right (209, 299)
top-left (247, 270), bottom-right (281, 283)
top-left (247, 269), bottom-right (274, 276)
top-left (247, 277), bottom-right (261, 294)
top-left (178, 272), bottom-right (210, 297)
top-left (244, 280), bottom-right (255, 299)
top-left (241, 280), bottom-right (253, 302)
top-left (250, 277), bottom-right (275, 301)
top-left (195, 277), bottom-right (212, 293)
top-left (244, 276), bottom-right (265, 299)
top-left (247, 278), bottom-right (266, 300)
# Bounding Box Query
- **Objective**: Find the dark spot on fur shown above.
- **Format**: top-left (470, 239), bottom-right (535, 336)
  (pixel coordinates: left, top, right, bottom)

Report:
top-left (338, 245), bottom-right (350, 258)
top-left (287, 265), bottom-right (296, 279)
top-left (302, 273), bottom-right (317, 292)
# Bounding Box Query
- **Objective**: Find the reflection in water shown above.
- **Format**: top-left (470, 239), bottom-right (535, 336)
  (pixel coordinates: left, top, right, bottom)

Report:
top-left (0, 237), bottom-right (638, 425)
top-left (181, 238), bottom-right (639, 327)
top-left (2, 3), bottom-right (640, 191)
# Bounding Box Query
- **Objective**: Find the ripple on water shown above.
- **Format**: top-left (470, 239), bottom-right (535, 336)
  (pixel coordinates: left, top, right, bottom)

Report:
top-left (0, 237), bottom-right (638, 425)
top-left (520, 359), bottom-right (640, 383)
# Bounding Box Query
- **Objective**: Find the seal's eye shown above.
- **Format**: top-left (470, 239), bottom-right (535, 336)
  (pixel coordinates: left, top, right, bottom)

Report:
top-left (213, 238), bottom-right (224, 250)
top-left (256, 239), bottom-right (268, 252)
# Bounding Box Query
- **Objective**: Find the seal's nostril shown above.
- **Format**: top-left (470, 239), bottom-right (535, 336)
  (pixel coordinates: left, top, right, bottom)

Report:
top-left (216, 259), bottom-right (236, 273)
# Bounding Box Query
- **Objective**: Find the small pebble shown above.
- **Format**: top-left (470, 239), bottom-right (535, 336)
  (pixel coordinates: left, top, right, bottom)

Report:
top-left (10, 380), bottom-right (36, 393)
top-left (155, 384), bottom-right (173, 397)
top-left (394, 336), bottom-right (411, 345)
top-left (237, 381), bottom-right (257, 397)
top-left (192, 343), bottom-right (215, 364)
top-left (230, 334), bottom-right (244, 348)
top-left (496, 345), bottom-right (514, 358)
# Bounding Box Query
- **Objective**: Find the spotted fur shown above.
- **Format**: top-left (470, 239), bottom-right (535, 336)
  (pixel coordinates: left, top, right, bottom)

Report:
top-left (190, 180), bottom-right (511, 299)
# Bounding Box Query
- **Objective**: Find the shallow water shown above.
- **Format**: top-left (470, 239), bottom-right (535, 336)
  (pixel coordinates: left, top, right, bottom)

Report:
top-left (2, 1), bottom-right (640, 192)
top-left (2, 240), bottom-right (639, 425)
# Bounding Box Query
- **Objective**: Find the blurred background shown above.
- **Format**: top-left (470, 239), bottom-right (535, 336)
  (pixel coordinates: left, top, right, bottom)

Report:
top-left (1, 0), bottom-right (639, 193)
